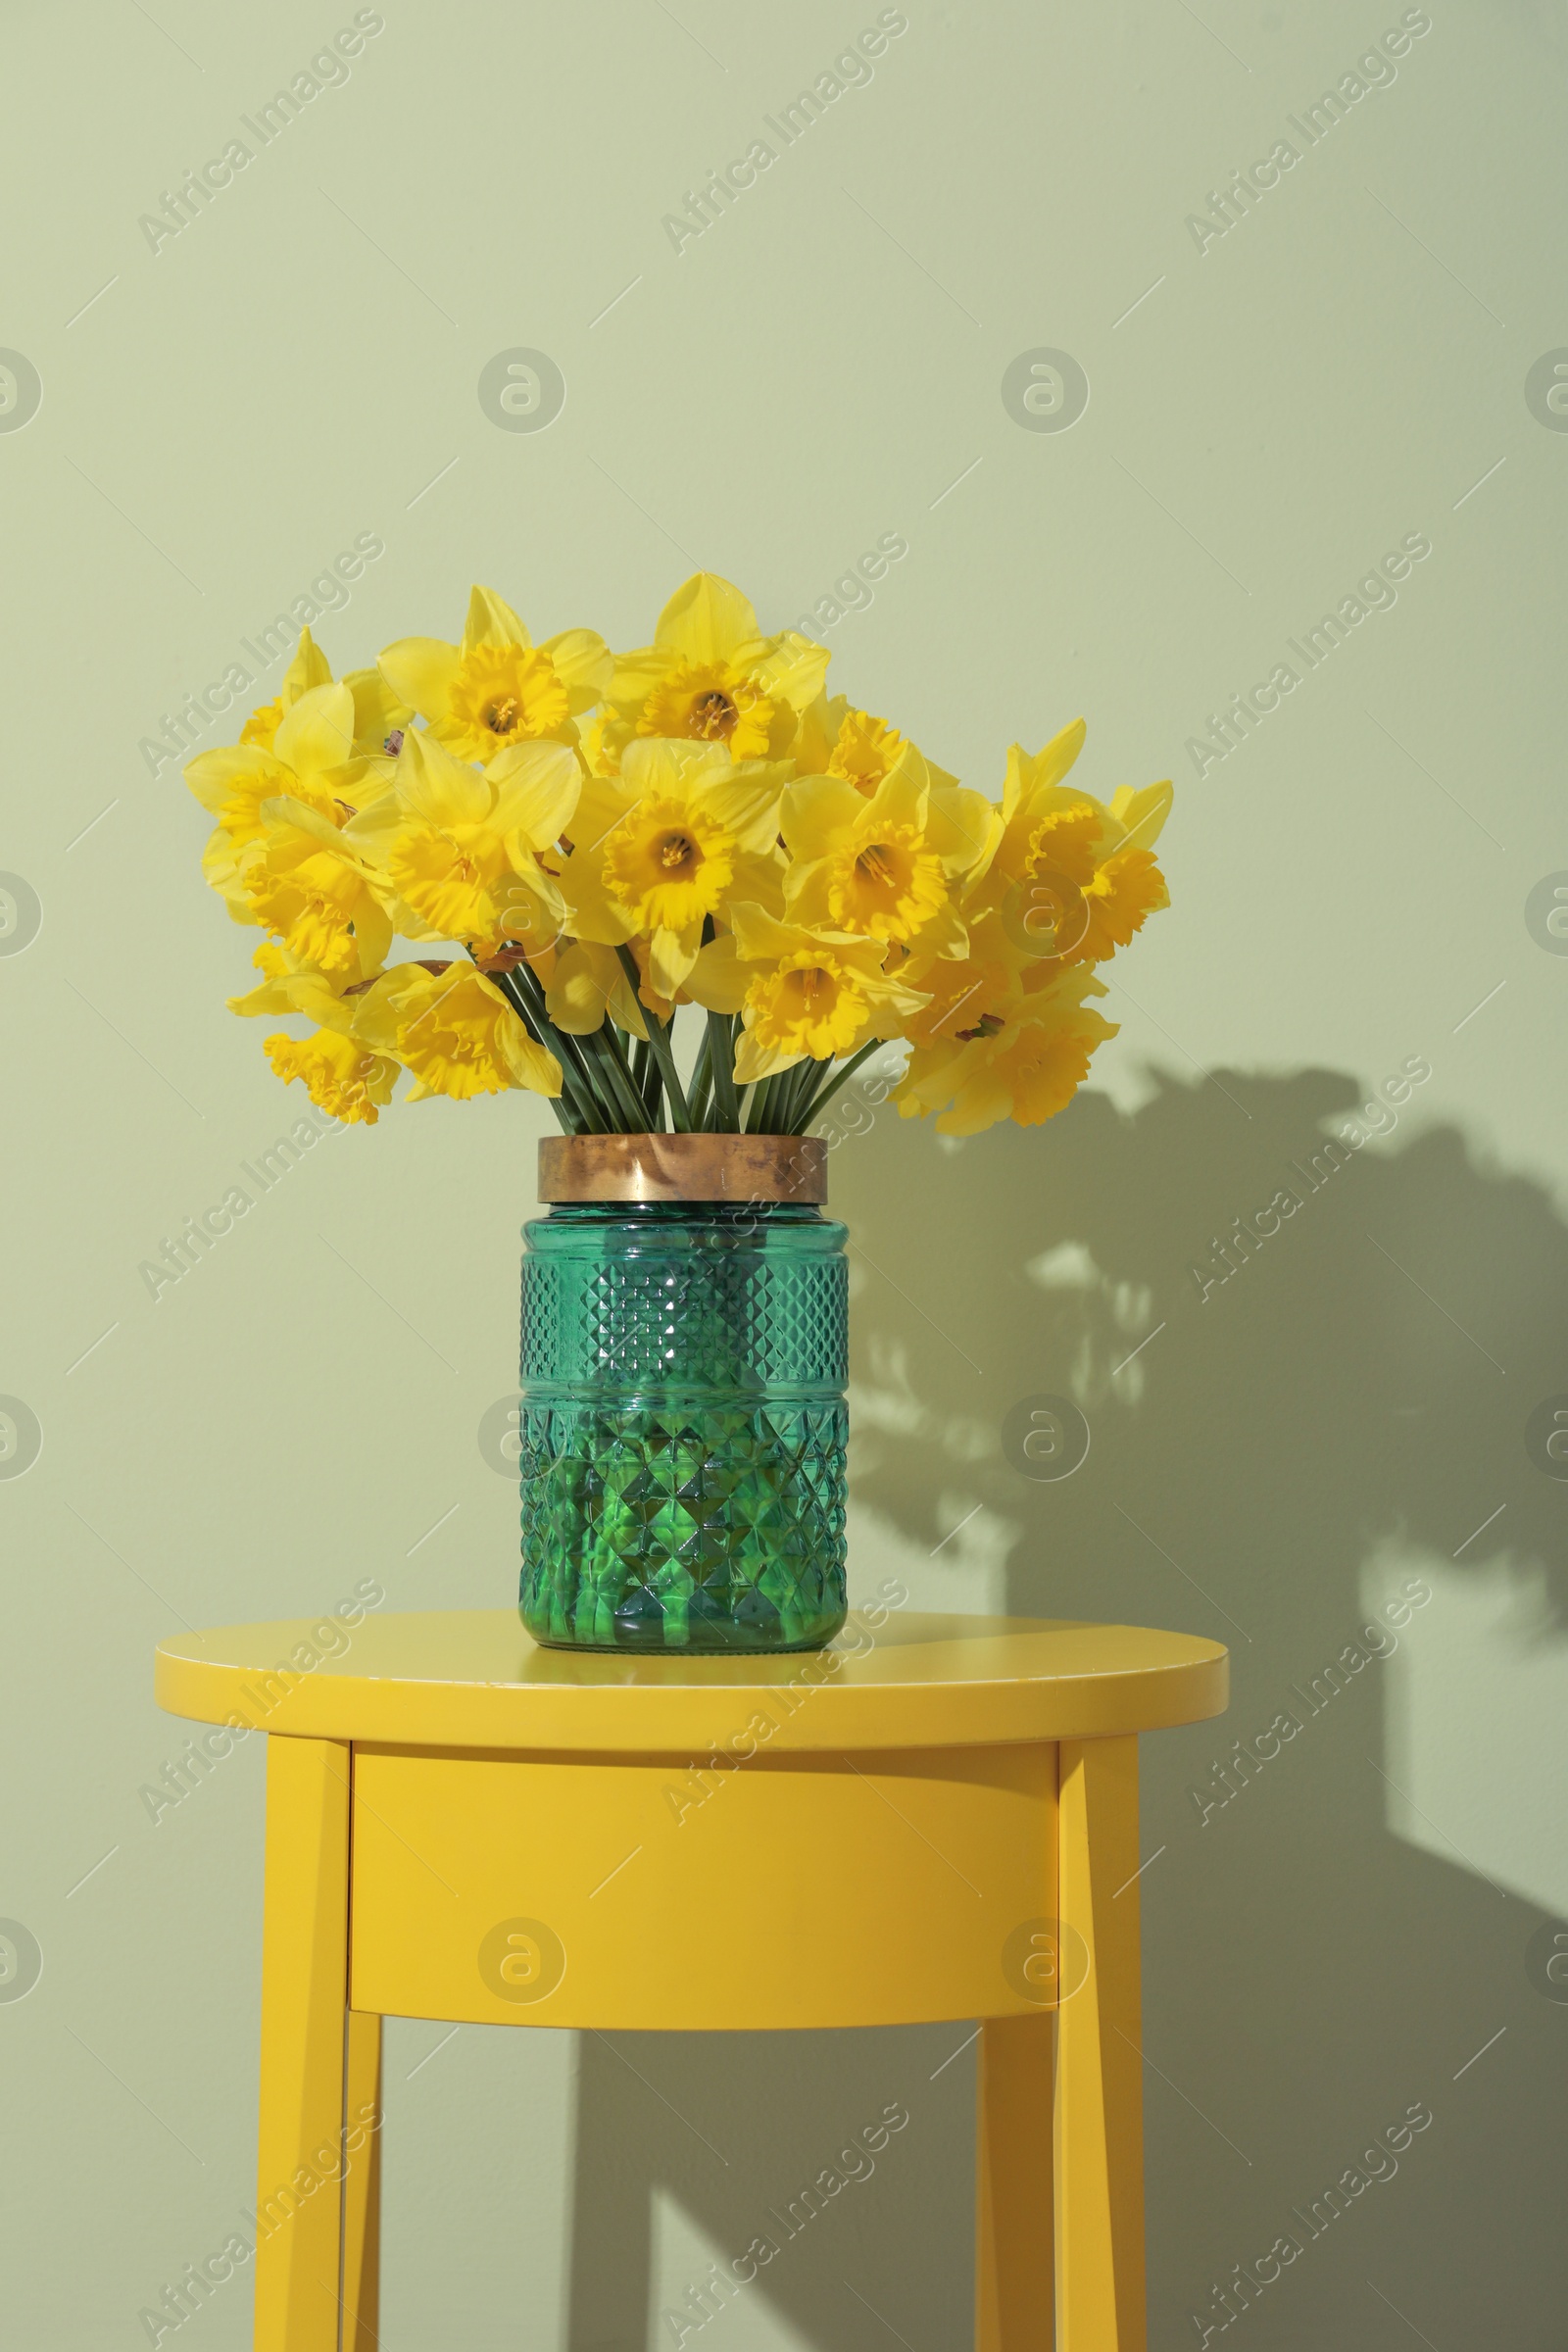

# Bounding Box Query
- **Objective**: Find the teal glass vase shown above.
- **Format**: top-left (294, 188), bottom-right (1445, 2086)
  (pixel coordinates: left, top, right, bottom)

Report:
top-left (517, 1192), bottom-right (849, 1652)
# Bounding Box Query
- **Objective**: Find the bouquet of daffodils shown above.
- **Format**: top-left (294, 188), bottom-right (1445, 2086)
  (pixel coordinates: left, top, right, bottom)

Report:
top-left (185, 573), bottom-right (1172, 1138)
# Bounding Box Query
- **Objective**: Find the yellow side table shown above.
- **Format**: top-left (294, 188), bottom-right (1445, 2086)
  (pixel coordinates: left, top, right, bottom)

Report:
top-left (156, 1606), bottom-right (1226, 2350)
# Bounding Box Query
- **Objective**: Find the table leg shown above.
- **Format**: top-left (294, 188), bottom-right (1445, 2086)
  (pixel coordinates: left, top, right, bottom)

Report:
top-left (1055, 1736), bottom-right (1146, 2351)
top-left (254, 1736), bottom-right (353, 2352)
top-left (976, 2013), bottom-right (1054, 2349)
top-left (342, 2010), bottom-right (382, 2351)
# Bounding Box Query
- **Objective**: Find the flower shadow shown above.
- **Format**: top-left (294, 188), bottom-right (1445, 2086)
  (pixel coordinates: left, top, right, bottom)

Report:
top-left (563, 1065), bottom-right (1568, 2348)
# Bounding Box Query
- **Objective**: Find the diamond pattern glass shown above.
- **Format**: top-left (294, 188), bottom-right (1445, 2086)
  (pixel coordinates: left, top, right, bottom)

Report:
top-left (518, 1202), bottom-right (849, 1652)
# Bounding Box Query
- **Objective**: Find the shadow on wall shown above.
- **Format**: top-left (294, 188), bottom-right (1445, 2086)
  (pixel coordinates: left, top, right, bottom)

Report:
top-left (565, 1067), bottom-right (1568, 2351)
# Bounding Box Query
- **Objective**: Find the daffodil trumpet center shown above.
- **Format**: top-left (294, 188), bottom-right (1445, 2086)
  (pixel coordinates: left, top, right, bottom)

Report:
top-left (783, 966), bottom-right (832, 1008)
top-left (602, 795), bottom-right (732, 934)
top-left (447, 645), bottom-right (568, 751)
top-left (748, 951), bottom-right (868, 1062)
top-left (638, 662), bottom-right (775, 760)
top-left (691, 690), bottom-right (736, 739)
top-left (829, 710), bottom-right (906, 796)
top-left (826, 824), bottom-right (947, 943)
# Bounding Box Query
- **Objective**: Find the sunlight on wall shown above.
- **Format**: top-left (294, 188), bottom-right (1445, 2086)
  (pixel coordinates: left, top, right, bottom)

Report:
top-left (848, 1498), bottom-right (1010, 1616)
top-left (1377, 1551), bottom-right (1568, 1920)
top-left (650, 2191), bottom-right (809, 2352)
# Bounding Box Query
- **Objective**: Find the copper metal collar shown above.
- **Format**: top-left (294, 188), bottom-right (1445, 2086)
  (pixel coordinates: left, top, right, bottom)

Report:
top-left (538, 1133), bottom-right (827, 1205)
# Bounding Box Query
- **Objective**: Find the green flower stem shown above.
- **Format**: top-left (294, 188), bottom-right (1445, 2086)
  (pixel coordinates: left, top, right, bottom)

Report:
top-left (778, 1056), bottom-right (821, 1132)
top-left (707, 1010), bottom-right (741, 1132)
top-left (616, 947), bottom-right (691, 1130)
top-left (587, 1008), bottom-right (657, 1130)
top-left (629, 1033), bottom-right (662, 1127)
top-left (489, 957), bottom-right (605, 1134)
top-left (770, 1067), bottom-right (808, 1138)
top-left (774, 1064), bottom-right (810, 1132)
top-left (687, 1030), bottom-right (714, 1129)
top-left (512, 959), bottom-right (615, 1133)
top-left (745, 1071), bottom-right (781, 1134)
top-left (492, 954), bottom-right (578, 1073)
top-left (792, 1038), bottom-right (884, 1132)
top-left (580, 1023), bottom-right (650, 1132)
top-left (526, 1012), bottom-right (605, 1133)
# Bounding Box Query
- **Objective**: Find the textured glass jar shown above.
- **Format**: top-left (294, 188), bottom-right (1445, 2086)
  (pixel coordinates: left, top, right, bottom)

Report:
top-left (517, 1197), bottom-right (849, 1652)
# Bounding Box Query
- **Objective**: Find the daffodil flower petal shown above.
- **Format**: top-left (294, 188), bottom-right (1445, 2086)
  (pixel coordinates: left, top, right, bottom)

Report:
top-left (545, 942), bottom-right (615, 1035)
top-left (378, 636), bottom-right (462, 721)
top-left (737, 631), bottom-right (830, 713)
top-left (540, 628), bottom-right (613, 711)
top-left (648, 920), bottom-right (703, 1001)
top-left (284, 627), bottom-right (333, 701)
top-left (1108, 779), bottom-right (1174, 852)
top-left (685, 935), bottom-right (749, 1015)
top-left (185, 745), bottom-right (290, 825)
top-left (396, 728), bottom-right (491, 826)
top-left (780, 775), bottom-right (867, 862)
top-left (655, 572), bottom-right (760, 664)
top-left (274, 682), bottom-right (356, 777)
top-left (1001, 720), bottom-right (1087, 823)
top-left (464, 585), bottom-right (532, 653)
top-left (486, 738), bottom-right (581, 847)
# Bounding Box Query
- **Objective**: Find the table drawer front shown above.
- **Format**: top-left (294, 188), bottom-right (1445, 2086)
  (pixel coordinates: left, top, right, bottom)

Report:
top-left (349, 1743), bottom-right (1057, 2031)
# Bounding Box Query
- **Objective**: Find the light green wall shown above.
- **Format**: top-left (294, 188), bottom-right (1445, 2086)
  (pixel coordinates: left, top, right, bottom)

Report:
top-left (3, 1), bottom-right (1565, 2344)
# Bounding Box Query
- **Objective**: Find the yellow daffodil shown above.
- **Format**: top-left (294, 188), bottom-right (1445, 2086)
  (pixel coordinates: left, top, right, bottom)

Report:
top-left (892, 913), bottom-right (1026, 1052)
top-left (243, 798), bottom-right (393, 982)
top-left (895, 964), bottom-right (1116, 1136)
top-left (189, 681), bottom-right (389, 932)
top-left (188, 681), bottom-right (361, 848)
top-left (965, 720), bottom-right (1172, 966)
top-left (347, 728), bottom-right (579, 956)
top-left (1073, 847), bottom-right (1169, 961)
top-left (609, 573), bottom-right (828, 762)
top-left (227, 937), bottom-right (364, 1022)
top-left (238, 629), bottom-right (413, 763)
top-left (576, 710), bottom-right (624, 782)
top-left (240, 628), bottom-right (333, 749)
top-left (185, 575), bottom-right (1175, 1142)
top-left (344, 666), bottom-right (414, 760)
top-left (689, 905), bottom-right (928, 1083)
top-left (792, 691), bottom-right (963, 795)
top-left (780, 744), bottom-right (996, 955)
top-left (350, 962), bottom-right (560, 1102)
top-left (561, 738), bottom-right (787, 1000)
top-left (228, 943), bottom-right (400, 1124)
top-left (265, 1027), bottom-right (400, 1125)
top-left (824, 708), bottom-right (908, 794)
top-left (378, 586), bottom-right (610, 764)
top-left (543, 941), bottom-right (649, 1039)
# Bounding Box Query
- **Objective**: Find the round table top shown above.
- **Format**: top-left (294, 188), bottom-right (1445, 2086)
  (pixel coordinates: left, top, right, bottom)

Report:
top-left (155, 1609), bottom-right (1227, 1754)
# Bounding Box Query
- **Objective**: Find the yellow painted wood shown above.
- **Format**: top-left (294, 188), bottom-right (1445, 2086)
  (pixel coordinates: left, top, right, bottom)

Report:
top-left (1056, 1736), bottom-right (1147, 2352)
top-left (155, 1608), bottom-right (1228, 1754)
top-left (154, 1613), bottom-right (1226, 2348)
top-left (341, 2011), bottom-right (381, 2352)
top-left (350, 1742), bottom-right (1055, 2031)
top-left (976, 2013), bottom-right (1055, 2350)
top-left (254, 1737), bottom-right (352, 2352)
